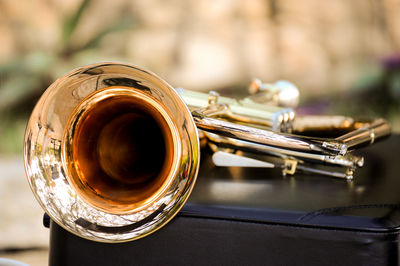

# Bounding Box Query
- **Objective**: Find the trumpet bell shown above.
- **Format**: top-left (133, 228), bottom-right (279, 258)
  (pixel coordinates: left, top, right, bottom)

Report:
top-left (64, 87), bottom-right (181, 214)
top-left (24, 63), bottom-right (200, 242)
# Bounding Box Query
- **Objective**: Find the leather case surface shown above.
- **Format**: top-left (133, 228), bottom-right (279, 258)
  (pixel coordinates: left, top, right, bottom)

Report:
top-left (48, 135), bottom-right (400, 266)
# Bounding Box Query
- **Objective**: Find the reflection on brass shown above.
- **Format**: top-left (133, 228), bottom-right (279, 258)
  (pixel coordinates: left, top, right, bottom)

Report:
top-left (64, 88), bottom-right (179, 214)
top-left (24, 62), bottom-right (390, 243)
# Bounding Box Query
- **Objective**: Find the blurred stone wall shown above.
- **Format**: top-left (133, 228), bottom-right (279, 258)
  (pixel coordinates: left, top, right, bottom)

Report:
top-left (0, 0), bottom-right (399, 94)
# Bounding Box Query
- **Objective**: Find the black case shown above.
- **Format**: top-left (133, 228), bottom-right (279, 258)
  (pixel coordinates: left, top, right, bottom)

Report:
top-left (48, 135), bottom-right (400, 266)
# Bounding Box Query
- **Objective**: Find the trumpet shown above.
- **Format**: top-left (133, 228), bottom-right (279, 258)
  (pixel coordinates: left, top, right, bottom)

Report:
top-left (24, 62), bottom-right (390, 243)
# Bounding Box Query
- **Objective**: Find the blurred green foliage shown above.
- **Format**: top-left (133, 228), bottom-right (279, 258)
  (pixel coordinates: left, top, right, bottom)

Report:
top-left (336, 60), bottom-right (400, 124)
top-left (0, 0), bottom-right (135, 154)
top-left (1, 0), bottom-right (399, 155)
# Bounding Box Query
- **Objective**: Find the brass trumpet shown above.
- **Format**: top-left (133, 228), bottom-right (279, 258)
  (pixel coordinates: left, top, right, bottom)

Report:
top-left (24, 63), bottom-right (390, 243)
